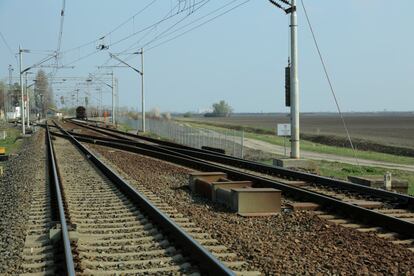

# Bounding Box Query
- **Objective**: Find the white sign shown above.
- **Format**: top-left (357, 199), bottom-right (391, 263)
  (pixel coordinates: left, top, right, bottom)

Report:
top-left (277, 123), bottom-right (291, 136)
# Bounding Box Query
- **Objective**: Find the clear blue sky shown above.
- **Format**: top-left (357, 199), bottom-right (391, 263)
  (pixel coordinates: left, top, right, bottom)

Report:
top-left (0, 0), bottom-right (413, 113)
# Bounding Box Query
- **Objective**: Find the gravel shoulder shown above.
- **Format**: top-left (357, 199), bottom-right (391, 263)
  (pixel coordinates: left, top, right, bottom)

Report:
top-left (0, 130), bottom-right (45, 275)
top-left (87, 144), bottom-right (414, 275)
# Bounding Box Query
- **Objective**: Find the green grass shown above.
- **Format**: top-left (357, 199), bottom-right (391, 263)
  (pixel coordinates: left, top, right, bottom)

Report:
top-left (117, 123), bottom-right (135, 133)
top-left (184, 122), bottom-right (414, 166)
top-left (0, 127), bottom-right (23, 154)
top-left (259, 159), bottom-right (414, 196)
top-left (317, 160), bottom-right (414, 196)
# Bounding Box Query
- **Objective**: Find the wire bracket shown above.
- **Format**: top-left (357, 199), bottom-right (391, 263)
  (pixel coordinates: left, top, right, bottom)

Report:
top-left (268, 0), bottom-right (295, 14)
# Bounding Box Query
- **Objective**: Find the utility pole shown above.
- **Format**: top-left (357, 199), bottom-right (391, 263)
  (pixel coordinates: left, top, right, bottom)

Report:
top-left (19, 46), bottom-right (25, 135)
top-left (268, 0), bottom-right (300, 159)
top-left (7, 65), bottom-right (13, 121)
top-left (26, 78), bottom-right (36, 128)
top-left (109, 50), bottom-right (145, 132)
top-left (111, 71), bottom-right (115, 124)
top-left (27, 77), bottom-right (30, 127)
top-left (140, 48), bottom-right (145, 132)
top-left (290, 0), bottom-right (300, 159)
top-left (24, 72), bottom-right (28, 128)
top-left (115, 77), bottom-right (119, 126)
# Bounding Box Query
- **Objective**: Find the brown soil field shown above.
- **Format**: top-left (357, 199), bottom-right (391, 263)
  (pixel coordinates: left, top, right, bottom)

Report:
top-left (182, 112), bottom-right (414, 149)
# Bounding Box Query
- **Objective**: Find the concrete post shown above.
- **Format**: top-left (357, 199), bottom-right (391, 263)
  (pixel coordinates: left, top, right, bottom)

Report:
top-left (384, 172), bottom-right (392, 191)
top-left (290, 0), bottom-right (300, 159)
top-left (19, 46), bottom-right (25, 135)
top-left (111, 71), bottom-right (115, 124)
top-left (141, 48), bottom-right (145, 132)
top-left (241, 130), bottom-right (244, 159)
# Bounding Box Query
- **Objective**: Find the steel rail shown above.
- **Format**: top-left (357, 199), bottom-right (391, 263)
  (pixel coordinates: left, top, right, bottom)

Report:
top-left (52, 121), bottom-right (234, 276)
top-left (52, 128), bottom-right (414, 239)
top-left (67, 119), bottom-right (414, 209)
top-left (45, 123), bottom-right (76, 276)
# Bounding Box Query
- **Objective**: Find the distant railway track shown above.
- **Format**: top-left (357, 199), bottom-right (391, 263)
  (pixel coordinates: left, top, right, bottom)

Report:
top-left (55, 119), bottom-right (414, 250)
top-left (44, 121), bottom-right (261, 275)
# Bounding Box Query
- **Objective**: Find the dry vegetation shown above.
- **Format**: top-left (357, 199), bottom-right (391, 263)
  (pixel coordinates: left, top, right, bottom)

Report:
top-left (181, 112), bottom-right (414, 150)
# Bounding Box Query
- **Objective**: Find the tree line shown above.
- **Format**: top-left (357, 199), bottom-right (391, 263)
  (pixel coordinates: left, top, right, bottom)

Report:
top-left (0, 69), bottom-right (53, 119)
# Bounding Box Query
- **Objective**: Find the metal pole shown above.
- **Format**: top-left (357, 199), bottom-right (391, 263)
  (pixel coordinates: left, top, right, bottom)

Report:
top-left (115, 78), bottom-right (119, 127)
top-left (27, 83), bottom-right (30, 127)
top-left (25, 72), bottom-right (30, 128)
top-left (290, 0), bottom-right (300, 159)
top-left (7, 65), bottom-right (13, 121)
top-left (111, 71), bottom-right (115, 124)
top-left (19, 46), bottom-right (25, 135)
top-left (141, 48), bottom-right (145, 132)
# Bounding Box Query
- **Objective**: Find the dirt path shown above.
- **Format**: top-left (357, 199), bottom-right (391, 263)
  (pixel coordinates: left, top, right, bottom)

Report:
top-left (243, 137), bottom-right (414, 172)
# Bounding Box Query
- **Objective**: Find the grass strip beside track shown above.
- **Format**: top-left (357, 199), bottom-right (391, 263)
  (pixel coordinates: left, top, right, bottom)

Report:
top-left (182, 121), bottom-right (414, 166)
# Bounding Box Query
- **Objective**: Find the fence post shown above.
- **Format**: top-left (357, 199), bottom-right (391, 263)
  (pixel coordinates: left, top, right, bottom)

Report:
top-left (233, 129), bottom-right (236, 157)
top-left (241, 130), bottom-right (244, 159)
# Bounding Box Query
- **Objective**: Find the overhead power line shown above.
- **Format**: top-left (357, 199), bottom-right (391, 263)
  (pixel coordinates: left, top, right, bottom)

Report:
top-left (140, 0), bottom-right (211, 49)
top-left (0, 31), bottom-right (18, 62)
top-left (146, 0), bottom-right (251, 51)
top-left (111, 0), bottom-right (248, 64)
top-left (107, 0), bottom-right (209, 47)
top-left (60, 1), bottom-right (186, 67)
top-left (61, 0), bottom-right (168, 54)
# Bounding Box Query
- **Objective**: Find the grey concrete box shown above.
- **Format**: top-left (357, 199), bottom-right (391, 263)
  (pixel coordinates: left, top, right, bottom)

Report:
top-left (273, 158), bottom-right (315, 170)
top-left (211, 181), bottom-right (253, 202)
top-left (231, 188), bottom-right (282, 215)
top-left (215, 187), bottom-right (232, 208)
top-left (188, 172), bottom-right (227, 192)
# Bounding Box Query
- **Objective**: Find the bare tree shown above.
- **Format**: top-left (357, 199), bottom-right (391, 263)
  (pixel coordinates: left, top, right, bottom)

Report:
top-left (34, 70), bottom-right (51, 117)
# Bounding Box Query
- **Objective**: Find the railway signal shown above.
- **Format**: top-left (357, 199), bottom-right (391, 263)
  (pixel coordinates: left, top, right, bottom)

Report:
top-left (269, 0), bottom-right (300, 159)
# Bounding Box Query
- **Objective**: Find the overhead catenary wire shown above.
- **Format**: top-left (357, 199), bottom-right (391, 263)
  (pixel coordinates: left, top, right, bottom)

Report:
top-left (61, 0), bottom-right (190, 55)
top-left (101, 1), bottom-right (184, 66)
top-left (139, 0), bottom-right (211, 49)
top-left (0, 31), bottom-right (18, 63)
top-left (107, 0), bottom-right (209, 48)
top-left (300, 0), bottom-right (359, 166)
top-left (114, 0), bottom-right (247, 61)
top-left (107, 0), bottom-right (158, 38)
top-left (146, 0), bottom-right (251, 51)
top-left (146, 0), bottom-right (245, 50)
top-left (59, 1), bottom-right (183, 67)
top-left (92, 1), bottom-right (196, 70)
top-left (56, 0), bottom-right (251, 105)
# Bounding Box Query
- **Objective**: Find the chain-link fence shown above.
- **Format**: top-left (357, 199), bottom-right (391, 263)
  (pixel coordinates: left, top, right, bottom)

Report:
top-left (119, 117), bottom-right (244, 158)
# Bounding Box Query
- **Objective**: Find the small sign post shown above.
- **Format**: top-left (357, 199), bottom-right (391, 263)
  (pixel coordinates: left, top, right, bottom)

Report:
top-left (277, 123), bottom-right (291, 156)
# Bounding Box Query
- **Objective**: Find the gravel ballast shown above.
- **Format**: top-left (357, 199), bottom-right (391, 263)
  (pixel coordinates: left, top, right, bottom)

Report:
top-left (88, 144), bottom-right (414, 275)
top-left (0, 130), bottom-right (45, 274)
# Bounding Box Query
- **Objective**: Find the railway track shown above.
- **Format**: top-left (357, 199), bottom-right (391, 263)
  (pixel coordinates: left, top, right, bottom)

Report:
top-left (44, 121), bottom-right (259, 275)
top-left (57, 119), bottom-right (414, 251)
top-left (18, 125), bottom-right (75, 275)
